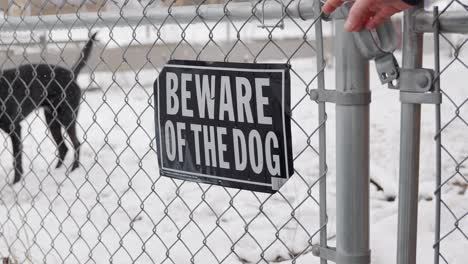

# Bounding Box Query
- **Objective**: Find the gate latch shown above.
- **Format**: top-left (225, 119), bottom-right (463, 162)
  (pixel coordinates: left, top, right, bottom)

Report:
top-left (353, 21), bottom-right (435, 94)
top-left (330, 2), bottom-right (437, 102)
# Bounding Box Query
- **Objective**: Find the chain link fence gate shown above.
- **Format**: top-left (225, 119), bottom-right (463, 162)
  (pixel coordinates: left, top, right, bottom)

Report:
top-left (430, 1), bottom-right (468, 263)
top-left (393, 2), bottom-right (468, 264)
top-left (0, 0), bottom-right (337, 263)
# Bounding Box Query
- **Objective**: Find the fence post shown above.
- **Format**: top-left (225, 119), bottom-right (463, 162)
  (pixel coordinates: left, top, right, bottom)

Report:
top-left (432, 7), bottom-right (442, 264)
top-left (334, 19), bottom-right (370, 264)
top-left (396, 5), bottom-right (424, 264)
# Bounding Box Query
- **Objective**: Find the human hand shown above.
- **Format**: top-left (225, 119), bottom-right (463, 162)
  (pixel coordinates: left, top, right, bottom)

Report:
top-left (322, 0), bottom-right (412, 32)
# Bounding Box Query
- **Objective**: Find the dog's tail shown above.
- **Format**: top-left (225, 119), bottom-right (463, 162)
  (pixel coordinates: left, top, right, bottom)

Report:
top-left (72, 32), bottom-right (98, 78)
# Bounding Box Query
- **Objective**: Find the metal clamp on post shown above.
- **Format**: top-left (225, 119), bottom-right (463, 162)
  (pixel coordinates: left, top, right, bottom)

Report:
top-left (310, 2), bottom-right (375, 105)
top-left (257, 0), bottom-right (285, 29)
top-left (312, 245), bottom-right (371, 264)
top-left (398, 68), bottom-right (440, 103)
top-left (310, 89), bottom-right (371, 105)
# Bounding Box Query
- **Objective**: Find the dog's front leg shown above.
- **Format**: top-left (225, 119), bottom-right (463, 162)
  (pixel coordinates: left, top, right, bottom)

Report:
top-left (11, 125), bottom-right (23, 184)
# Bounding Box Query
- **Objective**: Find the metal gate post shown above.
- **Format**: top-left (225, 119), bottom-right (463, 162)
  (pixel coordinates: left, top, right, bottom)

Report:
top-left (397, 5), bottom-right (424, 264)
top-left (335, 20), bottom-right (371, 264)
top-left (314, 2), bottom-right (328, 264)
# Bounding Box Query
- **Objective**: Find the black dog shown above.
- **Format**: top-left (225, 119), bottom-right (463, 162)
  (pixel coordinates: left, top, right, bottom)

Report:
top-left (0, 32), bottom-right (97, 184)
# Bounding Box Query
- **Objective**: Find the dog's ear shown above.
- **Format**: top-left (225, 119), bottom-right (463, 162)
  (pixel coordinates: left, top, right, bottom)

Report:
top-left (90, 31), bottom-right (98, 42)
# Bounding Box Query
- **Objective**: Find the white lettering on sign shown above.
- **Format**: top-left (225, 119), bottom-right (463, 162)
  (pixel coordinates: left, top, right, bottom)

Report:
top-left (233, 128), bottom-right (247, 171)
top-left (191, 124), bottom-right (202, 165)
top-left (195, 74), bottom-right (215, 119)
top-left (203, 125), bottom-right (217, 167)
top-left (165, 72), bottom-right (274, 123)
top-left (265, 131), bottom-right (280, 176)
top-left (164, 120), bottom-right (176, 161)
top-left (217, 127), bottom-right (230, 169)
top-left (219, 76), bottom-right (235, 122)
top-left (183, 126), bottom-right (281, 173)
top-left (166, 72), bottom-right (179, 115)
top-left (176, 122), bottom-right (186, 162)
top-left (164, 123), bottom-right (283, 174)
top-left (249, 130), bottom-right (263, 174)
top-left (181, 73), bottom-right (193, 117)
top-left (255, 78), bottom-right (272, 125)
top-left (235, 77), bottom-right (254, 123)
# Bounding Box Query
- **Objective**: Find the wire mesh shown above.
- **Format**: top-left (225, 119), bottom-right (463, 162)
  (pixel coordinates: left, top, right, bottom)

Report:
top-left (0, 0), bottom-right (329, 263)
top-left (432, 1), bottom-right (468, 263)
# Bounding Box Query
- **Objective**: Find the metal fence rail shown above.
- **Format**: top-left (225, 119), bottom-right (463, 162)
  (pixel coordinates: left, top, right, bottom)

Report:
top-left (0, 1), bottom-right (316, 31)
top-left (0, 1), bottom-right (329, 263)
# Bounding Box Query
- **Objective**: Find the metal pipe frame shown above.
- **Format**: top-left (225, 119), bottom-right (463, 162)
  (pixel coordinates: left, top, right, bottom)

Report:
top-left (433, 7), bottom-right (442, 264)
top-left (2, 0), bottom-right (466, 34)
top-left (334, 20), bottom-right (370, 264)
top-left (313, 0), bottom-right (328, 263)
top-left (396, 5), bottom-right (424, 264)
top-left (413, 10), bottom-right (468, 34)
top-left (0, 1), bottom-right (315, 32)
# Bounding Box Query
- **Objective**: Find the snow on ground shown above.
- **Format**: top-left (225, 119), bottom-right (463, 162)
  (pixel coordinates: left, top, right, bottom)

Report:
top-left (0, 45), bottom-right (467, 263)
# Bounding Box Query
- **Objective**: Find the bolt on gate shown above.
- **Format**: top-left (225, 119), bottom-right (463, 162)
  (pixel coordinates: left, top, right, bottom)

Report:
top-left (0, 0), bottom-right (466, 264)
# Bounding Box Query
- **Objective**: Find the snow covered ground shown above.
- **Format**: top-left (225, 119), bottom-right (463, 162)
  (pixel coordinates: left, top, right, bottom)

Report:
top-left (0, 16), bottom-right (466, 264)
top-left (0, 50), bottom-right (465, 263)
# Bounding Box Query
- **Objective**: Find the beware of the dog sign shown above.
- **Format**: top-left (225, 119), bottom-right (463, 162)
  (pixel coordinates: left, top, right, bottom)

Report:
top-left (154, 60), bottom-right (293, 193)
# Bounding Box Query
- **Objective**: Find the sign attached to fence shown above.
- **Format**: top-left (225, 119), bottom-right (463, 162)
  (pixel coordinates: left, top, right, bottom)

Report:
top-left (154, 60), bottom-right (293, 193)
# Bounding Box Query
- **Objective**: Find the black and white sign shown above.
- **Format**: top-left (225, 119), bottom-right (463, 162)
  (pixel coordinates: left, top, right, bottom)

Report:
top-left (154, 60), bottom-right (293, 193)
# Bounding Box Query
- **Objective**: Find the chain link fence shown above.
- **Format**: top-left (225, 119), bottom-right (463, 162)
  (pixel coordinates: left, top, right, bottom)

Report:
top-left (0, 0), bottom-right (332, 263)
top-left (431, 1), bottom-right (468, 263)
top-left (0, 0), bottom-right (466, 263)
